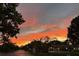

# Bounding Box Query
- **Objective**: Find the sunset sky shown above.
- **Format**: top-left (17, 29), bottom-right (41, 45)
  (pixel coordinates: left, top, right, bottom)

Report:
top-left (11, 3), bottom-right (79, 47)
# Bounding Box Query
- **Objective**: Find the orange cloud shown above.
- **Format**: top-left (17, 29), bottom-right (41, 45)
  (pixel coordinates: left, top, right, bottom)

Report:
top-left (11, 28), bottom-right (67, 47)
top-left (11, 17), bottom-right (72, 47)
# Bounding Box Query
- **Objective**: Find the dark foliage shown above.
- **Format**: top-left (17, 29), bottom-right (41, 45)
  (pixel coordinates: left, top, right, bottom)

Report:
top-left (23, 36), bottom-right (68, 53)
top-left (67, 16), bottom-right (79, 45)
top-left (23, 39), bottom-right (49, 53)
top-left (0, 3), bottom-right (25, 43)
top-left (0, 42), bottom-right (19, 52)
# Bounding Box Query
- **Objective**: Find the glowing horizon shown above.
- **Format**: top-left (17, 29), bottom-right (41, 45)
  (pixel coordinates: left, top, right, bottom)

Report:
top-left (9, 4), bottom-right (79, 47)
top-left (11, 28), bottom-right (67, 47)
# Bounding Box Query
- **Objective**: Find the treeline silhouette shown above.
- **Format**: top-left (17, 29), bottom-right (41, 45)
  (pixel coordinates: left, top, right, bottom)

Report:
top-left (0, 3), bottom-right (24, 52)
top-left (0, 42), bottom-right (20, 52)
top-left (0, 3), bottom-right (79, 55)
top-left (22, 36), bottom-right (71, 53)
top-left (22, 15), bottom-right (79, 54)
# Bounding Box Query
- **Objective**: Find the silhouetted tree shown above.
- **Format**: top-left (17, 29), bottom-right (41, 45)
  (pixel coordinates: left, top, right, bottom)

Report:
top-left (67, 16), bottom-right (79, 45)
top-left (0, 42), bottom-right (19, 52)
top-left (48, 40), bottom-right (62, 46)
top-left (23, 39), bottom-right (49, 53)
top-left (0, 3), bottom-right (25, 43)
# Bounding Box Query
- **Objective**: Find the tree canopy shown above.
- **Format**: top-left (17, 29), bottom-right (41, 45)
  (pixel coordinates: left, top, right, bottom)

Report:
top-left (0, 3), bottom-right (25, 43)
top-left (67, 16), bottom-right (79, 45)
